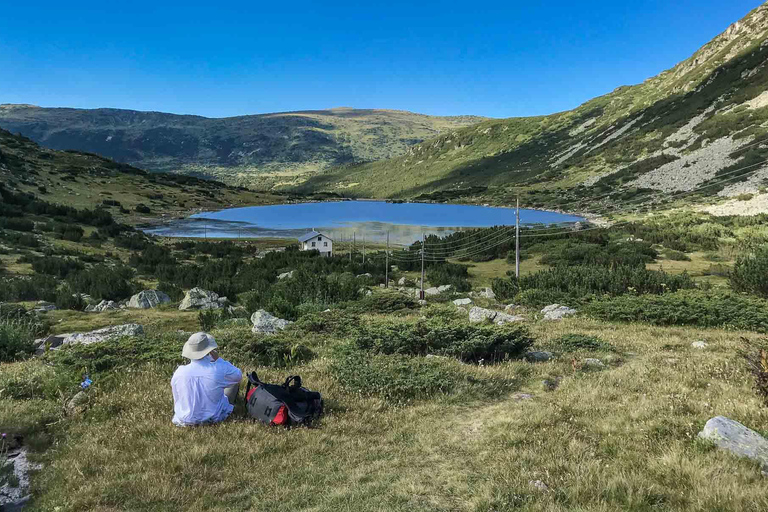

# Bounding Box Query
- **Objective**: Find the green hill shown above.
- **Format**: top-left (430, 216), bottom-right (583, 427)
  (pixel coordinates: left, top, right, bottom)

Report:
top-left (0, 105), bottom-right (485, 189)
top-left (296, 3), bottom-right (768, 214)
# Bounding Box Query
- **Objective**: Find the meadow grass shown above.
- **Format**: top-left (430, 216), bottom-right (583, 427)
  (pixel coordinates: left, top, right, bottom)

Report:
top-left (3, 313), bottom-right (768, 511)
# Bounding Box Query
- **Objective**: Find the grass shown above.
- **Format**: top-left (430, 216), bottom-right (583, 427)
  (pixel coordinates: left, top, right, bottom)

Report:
top-left (4, 316), bottom-right (768, 511)
top-left (45, 307), bottom-right (199, 335)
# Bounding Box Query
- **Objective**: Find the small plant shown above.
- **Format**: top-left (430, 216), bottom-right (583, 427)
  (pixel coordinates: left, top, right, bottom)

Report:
top-left (0, 317), bottom-right (37, 363)
top-left (198, 309), bottom-right (218, 331)
top-left (550, 334), bottom-right (614, 352)
top-left (0, 432), bottom-right (10, 489)
top-left (742, 338), bottom-right (768, 406)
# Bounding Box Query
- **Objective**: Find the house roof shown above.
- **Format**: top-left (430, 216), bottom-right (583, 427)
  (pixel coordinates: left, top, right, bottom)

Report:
top-left (298, 230), bottom-right (332, 243)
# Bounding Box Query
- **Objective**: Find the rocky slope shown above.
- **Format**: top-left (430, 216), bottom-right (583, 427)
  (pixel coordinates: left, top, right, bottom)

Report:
top-left (297, 3), bottom-right (768, 214)
top-left (0, 106), bottom-right (485, 189)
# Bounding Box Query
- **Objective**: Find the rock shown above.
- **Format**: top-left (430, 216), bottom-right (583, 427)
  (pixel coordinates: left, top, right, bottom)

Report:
top-left (179, 287), bottom-right (224, 310)
top-left (56, 324), bottom-right (144, 348)
top-left (698, 416), bottom-right (768, 472)
top-left (504, 304), bottom-right (519, 312)
top-left (437, 284), bottom-right (452, 293)
top-left (525, 351), bottom-right (553, 363)
top-left (84, 304), bottom-right (96, 312)
top-left (66, 390), bottom-right (90, 413)
top-left (227, 305), bottom-right (248, 318)
top-left (250, 309), bottom-right (292, 334)
top-left (541, 304), bottom-right (577, 321)
top-left (398, 277), bottom-right (407, 286)
top-left (2, 495), bottom-right (31, 512)
top-left (0, 448), bottom-right (42, 509)
top-left (478, 287), bottom-right (496, 299)
top-left (424, 287), bottom-right (440, 296)
top-left (494, 311), bottom-right (525, 325)
top-left (366, 290), bottom-right (372, 296)
top-left (277, 271), bottom-right (294, 280)
top-left (453, 298), bottom-right (473, 306)
top-left (529, 480), bottom-right (549, 492)
top-left (90, 300), bottom-right (118, 312)
top-left (357, 273), bottom-right (372, 278)
top-left (512, 393), bottom-right (534, 401)
top-left (583, 358), bottom-right (605, 369)
top-left (33, 334), bottom-right (68, 354)
top-left (692, 340), bottom-right (708, 349)
top-left (418, 299), bottom-right (428, 306)
top-left (128, 290), bottom-right (171, 309)
top-left (379, 284), bottom-right (386, 288)
top-left (469, 306), bottom-right (498, 323)
top-left (33, 301), bottom-right (56, 312)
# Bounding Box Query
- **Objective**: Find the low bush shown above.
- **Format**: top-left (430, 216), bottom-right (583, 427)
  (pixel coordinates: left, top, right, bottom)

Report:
top-left (550, 334), bottom-right (614, 353)
top-left (730, 246), bottom-right (768, 298)
top-left (344, 292), bottom-right (417, 313)
top-left (294, 309), bottom-right (361, 336)
top-left (352, 318), bottom-right (534, 363)
top-left (584, 291), bottom-right (768, 332)
top-left (214, 329), bottom-right (314, 368)
top-left (67, 264), bottom-right (137, 301)
top-left (0, 318), bottom-right (38, 362)
top-left (491, 277), bottom-right (518, 301)
top-left (663, 249), bottom-right (691, 261)
top-left (741, 338), bottom-right (768, 406)
top-left (0, 275), bottom-right (58, 302)
top-left (0, 217), bottom-right (34, 232)
top-left (426, 263), bottom-right (472, 292)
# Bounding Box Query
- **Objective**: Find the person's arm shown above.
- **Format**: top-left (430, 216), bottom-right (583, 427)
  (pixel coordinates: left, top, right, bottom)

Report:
top-left (214, 357), bottom-right (243, 385)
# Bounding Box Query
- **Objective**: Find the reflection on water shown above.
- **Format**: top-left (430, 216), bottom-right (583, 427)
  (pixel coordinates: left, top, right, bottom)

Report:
top-left (143, 201), bottom-right (583, 246)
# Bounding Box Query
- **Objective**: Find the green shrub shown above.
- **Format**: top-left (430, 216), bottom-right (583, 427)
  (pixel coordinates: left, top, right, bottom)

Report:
top-left (584, 291), bottom-right (768, 332)
top-left (0, 318), bottom-right (37, 362)
top-left (330, 348), bottom-right (459, 403)
top-left (214, 329), bottom-right (314, 368)
top-left (0, 275), bottom-right (58, 302)
top-left (352, 318), bottom-right (534, 363)
top-left (426, 263), bottom-right (472, 292)
top-left (741, 338), bottom-right (768, 406)
top-left (345, 292), bottom-right (417, 313)
top-left (730, 246), bottom-right (768, 298)
top-left (550, 334), bottom-right (614, 352)
top-left (294, 309), bottom-right (361, 336)
top-left (67, 264), bottom-right (136, 301)
top-left (198, 310), bottom-right (218, 331)
top-left (663, 249), bottom-right (691, 261)
top-left (491, 277), bottom-right (518, 301)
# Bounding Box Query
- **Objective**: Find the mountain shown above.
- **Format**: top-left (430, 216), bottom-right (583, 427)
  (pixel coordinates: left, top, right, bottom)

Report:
top-left (0, 106), bottom-right (486, 189)
top-left (296, 3), bottom-right (768, 213)
top-left (0, 128), bottom-right (277, 220)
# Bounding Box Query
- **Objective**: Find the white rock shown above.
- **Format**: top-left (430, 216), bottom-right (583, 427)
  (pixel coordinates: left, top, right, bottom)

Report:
top-left (583, 358), bottom-right (605, 369)
top-left (0, 448), bottom-right (41, 508)
top-left (357, 273), bottom-right (372, 278)
top-left (179, 287), bottom-right (224, 310)
top-left (418, 299), bottom-right (428, 306)
top-left (453, 298), bottom-right (473, 306)
top-left (692, 341), bottom-right (708, 349)
top-left (397, 277), bottom-right (407, 286)
top-left (529, 480), bottom-right (549, 492)
top-left (469, 306), bottom-right (498, 323)
top-left (91, 300), bottom-right (119, 312)
top-left (494, 312), bottom-right (525, 325)
top-left (437, 284), bottom-right (452, 293)
top-left (698, 416), bottom-right (768, 472)
top-left (128, 290), bottom-right (171, 309)
top-left (478, 287), bottom-right (496, 299)
top-left (424, 287), bottom-right (440, 296)
top-left (541, 304), bottom-right (577, 321)
top-left (277, 271), bottom-right (294, 280)
top-left (250, 309), bottom-right (292, 334)
top-left (57, 323), bottom-right (144, 348)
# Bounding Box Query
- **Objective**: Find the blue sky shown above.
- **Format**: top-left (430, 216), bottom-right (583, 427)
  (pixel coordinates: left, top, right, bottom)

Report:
top-left (0, 0), bottom-right (762, 118)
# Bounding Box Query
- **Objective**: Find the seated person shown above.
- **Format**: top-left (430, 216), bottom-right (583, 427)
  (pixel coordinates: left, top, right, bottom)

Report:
top-left (171, 332), bottom-right (242, 426)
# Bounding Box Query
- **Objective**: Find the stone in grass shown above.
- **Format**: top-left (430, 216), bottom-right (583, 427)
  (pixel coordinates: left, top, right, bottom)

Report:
top-left (55, 324), bottom-right (144, 349)
top-left (512, 393), bottom-right (534, 401)
top-left (179, 287), bottom-right (226, 310)
top-left (525, 351), bottom-right (553, 363)
top-left (582, 358), bottom-right (605, 370)
top-left (128, 289), bottom-right (171, 309)
top-left (424, 287), bottom-right (440, 296)
top-left (691, 341), bottom-right (708, 349)
top-left (453, 298), bottom-right (472, 306)
top-left (529, 480), bottom-right (549, 492)
top-left (251, 309), bottom-right (292, 335)
top-left (698, 416), bottom-right (768, 473)
top-left (541, 304), bottom-right (577, 321)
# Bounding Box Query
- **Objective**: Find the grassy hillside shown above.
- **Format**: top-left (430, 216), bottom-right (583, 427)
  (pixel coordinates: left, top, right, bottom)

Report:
top-left (0, 106), bottom-right (485, 189)
top-left (0, 128), bottom-right (279, 223)
top-left (297, 3), bottom-right (768, 214)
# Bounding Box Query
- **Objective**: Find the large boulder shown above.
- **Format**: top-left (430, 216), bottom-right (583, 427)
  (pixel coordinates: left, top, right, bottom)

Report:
top-left (51, 323), bottom-right (144, 349)
top-left (87, 300), bottom-right (119, 313)
top-left (541, 304), bottom-right (577, 321)
top-left (179, 287), bottom-right (225, 310)
top-left (251, 309), bottom-right (293, 334)
top-left (698, 416), bottom-right (768, 472)
top-left (128, 290), bottom-right (171, 309)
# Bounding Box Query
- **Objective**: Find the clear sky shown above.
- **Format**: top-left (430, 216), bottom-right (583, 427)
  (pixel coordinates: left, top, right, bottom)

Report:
top-left (0, 0), bottom-right (763, 119)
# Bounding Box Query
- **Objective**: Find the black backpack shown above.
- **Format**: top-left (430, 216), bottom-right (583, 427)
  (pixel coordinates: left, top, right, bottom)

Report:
top-left (245, 372), bottom-right (323, 427)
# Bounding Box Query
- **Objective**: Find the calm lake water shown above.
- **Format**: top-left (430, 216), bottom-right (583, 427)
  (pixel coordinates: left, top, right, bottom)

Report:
top-left (144, 201), bottom-right (583, 245)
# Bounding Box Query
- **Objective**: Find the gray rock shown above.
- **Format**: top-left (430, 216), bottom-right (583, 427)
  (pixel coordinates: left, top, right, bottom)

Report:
top-left (437, 284), bottom-right (452, 293)
top-left (128, 290), bottom-right (171, 309)
top-left (251, 309), bottom-right (292, 334)
top-left (56, 324), bottom-right (144, 348)
top-left (583, 358), bottom-right (605, 369)
top-left (525, 351), bottom-right (553, 363)
top-left (418, 299), bottom-right (428, 306)
top-left (698, 416), bottom-right (768, 472)
top-left (277, 271), bottom-right (294, 280)
top-left (90, 300), bottom-right (118, 312)
top-left (357, 273), bottom-right (372, 278)
top-left (477, 287), bottom-right (496, 299)
top-left (494, 311), bottom-right (525, 325)
top-left (541, 304), bottom-right (577, 321)
top-left (691, 341), bottom-right (708, 349)
top-left (469, 306), bottom-right (498, 323)
top-left (379, 284), bottom-right (386, 288)
top-left (424, 287), bottom-right (440, 296)
top-left (512, 393), bottom-right (534, 401)
top-left (226, 305), bottom-right (248, 318)
top-left (0, 448), bottom-right (42, 508)
top-left (33, 301), bottom-right (56, 312)
top-left (504, 304), bottom-right (519, 312)
top-left (179, 287), bottom-right (224, 310)
top-left (529, 480), bottom-right (549, 492)
top-left (33, 334), bottom-right (68, 354)
top-left (66, 390), bottom-right (90, 413)
top-left (453, 298), bottom-right (473, 306)
top-left (398, 277), bottom-right (407, 286)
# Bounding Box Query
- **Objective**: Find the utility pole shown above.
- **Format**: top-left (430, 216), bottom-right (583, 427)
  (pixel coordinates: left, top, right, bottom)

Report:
top-left (420, 232), bottom-right (425, 300)
top-left (385, 231), bottom-right (389, 288)
top-left (515, 196), bottom-right (520, 279)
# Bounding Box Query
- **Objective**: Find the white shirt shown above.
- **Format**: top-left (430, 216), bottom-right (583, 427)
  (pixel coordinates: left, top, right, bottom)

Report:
top-left (171, 357), bottom-right (242, 426)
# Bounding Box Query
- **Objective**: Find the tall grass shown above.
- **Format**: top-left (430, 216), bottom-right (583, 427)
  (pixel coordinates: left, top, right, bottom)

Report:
top-left (0, 317), bottom-right (37, 362)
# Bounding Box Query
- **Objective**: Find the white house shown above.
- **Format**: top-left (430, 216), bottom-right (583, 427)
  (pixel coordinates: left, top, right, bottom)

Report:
top-left (298, 230), bottom-right (333, 257)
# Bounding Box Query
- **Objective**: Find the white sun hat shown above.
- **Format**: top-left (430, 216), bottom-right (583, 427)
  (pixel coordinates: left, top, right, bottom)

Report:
top-left (182, 332), bottom-right (218, 360)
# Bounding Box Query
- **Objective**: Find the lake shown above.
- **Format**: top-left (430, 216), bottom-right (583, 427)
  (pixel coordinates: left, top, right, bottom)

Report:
top-left (143, 200), bottom-right (584, 245)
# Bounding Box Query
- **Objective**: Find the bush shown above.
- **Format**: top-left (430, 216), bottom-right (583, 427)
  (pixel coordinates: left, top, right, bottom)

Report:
top-left (0, 318), bottom-right (37, 362)
top-left (294, 310), bottom-right (361, 336)
top-left (0, 275), bottom-right (58, 302)
top-left (67, 264), bottom-right (136, 301)
top-left (663, 249), bottom-right (691, 261)
top-left (584, 291), bottom-right (768, 332)
top-left (352, 318), bottom-right (534, 363)
top-left (550, 334), bottom-right (614, 352)
top-left (330, 348), bottom-right (459, 403)
top-left (0, 217), bottom-right (34, 232)
top-left (55, 284), bottom-right (86, 311)
top-left (491, 277), bottom-right (518, 301)
top-left (742, 338), bottom-right (768, 406)
top-left (730, 246), bottom-right (768, 298)
top-left (426, 263), bottom-right (472, 292)
top-left (135, 204), bottom-right (151, 214)
top-left (344, 292), bottom-right (417, 313)
top-left (214, 329), bottom-right (314, 368)
top-left (198, 310), bottom-right (218, 331)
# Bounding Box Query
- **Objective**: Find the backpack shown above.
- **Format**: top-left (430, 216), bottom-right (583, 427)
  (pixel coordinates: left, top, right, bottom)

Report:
top-left (245, 372), bottom-right (323, 427)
